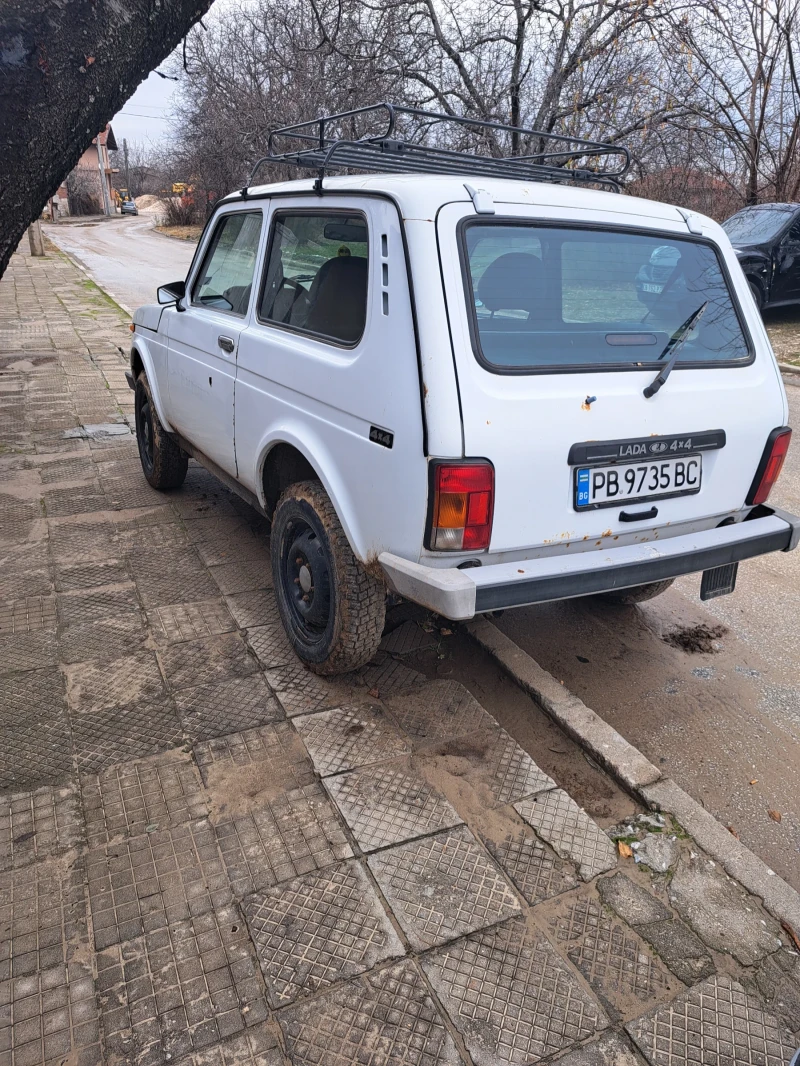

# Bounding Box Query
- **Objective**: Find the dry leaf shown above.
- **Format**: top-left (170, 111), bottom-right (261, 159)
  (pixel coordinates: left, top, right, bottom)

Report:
top-left (440, 627), bottom-right (453, 636)
top-left (749, 779), bottom-right (758, 785)
top-left (618, 841), bottom-right (633, 858)
top-left (781, 920), bottom-right (800, 952)
top-left (767, 809), bottom-right (782, 823)
top-left (368, 687), bottom-right (380, 699)
top-left (726, 825), bottom-right (740, 839)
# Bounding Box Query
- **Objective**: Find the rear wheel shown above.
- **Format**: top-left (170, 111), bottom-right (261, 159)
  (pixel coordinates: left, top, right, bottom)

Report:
top-left (270, 480), bottom-right (385, 674)
top-left (134, 372), bottom-right (187, 490)
top-left (595, 579), bottom-right (675, 605)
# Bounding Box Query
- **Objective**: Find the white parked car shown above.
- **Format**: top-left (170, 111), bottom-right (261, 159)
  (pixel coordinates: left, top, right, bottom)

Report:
top-left (128, 105), bottom-right (799, 674)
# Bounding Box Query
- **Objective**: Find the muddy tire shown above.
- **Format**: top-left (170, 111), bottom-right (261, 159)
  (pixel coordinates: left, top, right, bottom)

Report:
top-left (595, 579), bottom-right (675, 605)
top-left (135, 371), bottom-right (188, 490)
top-left (271, 480), bottom-right (385, 675)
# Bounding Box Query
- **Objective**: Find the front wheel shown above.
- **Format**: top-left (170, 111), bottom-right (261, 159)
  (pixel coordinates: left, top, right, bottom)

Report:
top-left (595, 579), bottom-right (675, 605)
top-left (270, 480), bottom-right (385, 675)
top-left (748, 278), bottom-right (764, 311)
top-left (134, 372), bottom-right (188, 489)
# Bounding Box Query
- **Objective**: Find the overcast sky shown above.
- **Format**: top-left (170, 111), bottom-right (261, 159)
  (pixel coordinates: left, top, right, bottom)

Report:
top-left (110, 67), bottom-right (178, 149)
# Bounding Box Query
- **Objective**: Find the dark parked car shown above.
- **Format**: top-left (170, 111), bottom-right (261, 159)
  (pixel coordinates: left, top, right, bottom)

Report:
top-left (722, 202), bottom-right (800, 310)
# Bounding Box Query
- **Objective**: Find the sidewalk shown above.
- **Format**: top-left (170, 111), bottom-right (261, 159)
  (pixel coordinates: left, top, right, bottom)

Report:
top-left (1, 241), bottom-right (799, 1066)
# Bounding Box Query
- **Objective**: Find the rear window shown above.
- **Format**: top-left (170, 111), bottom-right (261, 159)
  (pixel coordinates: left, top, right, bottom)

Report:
top-left (463, 223), bottom-right (751, 372)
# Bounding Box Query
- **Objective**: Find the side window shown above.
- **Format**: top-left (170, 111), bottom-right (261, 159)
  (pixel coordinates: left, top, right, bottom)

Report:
top-left (258, 212), bottom-right (368, 345)
top-left (192, 212), bottom-right (263, 316)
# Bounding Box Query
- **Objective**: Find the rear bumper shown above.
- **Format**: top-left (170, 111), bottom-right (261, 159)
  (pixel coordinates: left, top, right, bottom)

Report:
top-left (379, 507), bottom-right (800, 621)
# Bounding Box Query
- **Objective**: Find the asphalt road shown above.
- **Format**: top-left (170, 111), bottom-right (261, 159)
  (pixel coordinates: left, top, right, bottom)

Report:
top-left (41, 213), bottom-right (800, 885)
top-left (44, 215), bottom-right (196, 312)
top-left (498, 379), bottom-right (800, 888)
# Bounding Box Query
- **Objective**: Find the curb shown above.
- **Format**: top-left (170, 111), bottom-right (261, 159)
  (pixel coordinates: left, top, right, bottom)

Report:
top-left (466, 615), bottom-right (800, 932)
top-left (779, 361), bottom-right (800, 380)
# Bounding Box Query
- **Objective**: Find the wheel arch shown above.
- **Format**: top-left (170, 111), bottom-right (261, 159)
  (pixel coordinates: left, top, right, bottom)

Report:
top-left (255, 430), bottom-right (369, 563)
top-left (130, 339), bottom-right (175, 432)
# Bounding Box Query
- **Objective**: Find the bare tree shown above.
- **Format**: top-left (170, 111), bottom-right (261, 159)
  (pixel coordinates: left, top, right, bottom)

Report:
top-left (662, 0), bottom-right (800, 206)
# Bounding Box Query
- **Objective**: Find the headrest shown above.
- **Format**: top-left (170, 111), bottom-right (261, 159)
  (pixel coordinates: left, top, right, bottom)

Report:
top-left (477, 251), bottom-right (542, 313)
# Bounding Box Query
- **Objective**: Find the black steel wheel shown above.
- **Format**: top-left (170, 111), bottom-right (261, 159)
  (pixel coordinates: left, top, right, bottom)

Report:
top-left (271, 480), bottom-right (385, 674)
top-left (134, 371), bottom-right (188, 490)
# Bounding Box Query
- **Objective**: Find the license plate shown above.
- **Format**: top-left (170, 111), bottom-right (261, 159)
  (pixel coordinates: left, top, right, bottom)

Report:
top-left (641, 282), bottom-right (663, 293)
top-left (574, 455), bottom-right (702, 510)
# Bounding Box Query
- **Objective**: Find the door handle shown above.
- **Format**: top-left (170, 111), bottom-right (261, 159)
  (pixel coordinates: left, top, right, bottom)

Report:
top-left (218, 335), bottom-right (235, 353)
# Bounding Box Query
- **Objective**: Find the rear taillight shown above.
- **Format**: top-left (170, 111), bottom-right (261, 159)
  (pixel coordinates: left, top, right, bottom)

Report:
top-left (747, 427), bottom-right (792, 505)
top-left (429, 461), bottom-right (494, 551)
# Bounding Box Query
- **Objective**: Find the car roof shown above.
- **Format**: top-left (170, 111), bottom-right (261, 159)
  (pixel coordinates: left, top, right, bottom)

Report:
top-left (220, 173), bottom-right (692, 227)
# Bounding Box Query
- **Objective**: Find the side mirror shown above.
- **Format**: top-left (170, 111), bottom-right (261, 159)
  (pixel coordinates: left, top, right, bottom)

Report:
top-left (157, 280), bottom-right (186, 304)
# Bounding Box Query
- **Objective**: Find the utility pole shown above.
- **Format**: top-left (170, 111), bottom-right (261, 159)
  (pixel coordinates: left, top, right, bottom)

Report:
top-left (123, 138), bottom-right (131, 195)
top-left (96, 137), bottom-right (112, 216)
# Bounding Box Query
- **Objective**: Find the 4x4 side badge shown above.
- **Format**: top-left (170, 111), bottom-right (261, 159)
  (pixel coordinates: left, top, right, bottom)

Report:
top-left (369, 426), bottom-right (394, 449)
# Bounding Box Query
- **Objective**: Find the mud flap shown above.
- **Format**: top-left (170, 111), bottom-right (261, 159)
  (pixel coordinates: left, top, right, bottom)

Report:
top-left (700, 562), bottom-right (738, 600)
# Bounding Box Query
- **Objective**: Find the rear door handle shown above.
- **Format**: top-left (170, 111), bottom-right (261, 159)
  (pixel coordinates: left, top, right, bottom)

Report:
top-left (218, 335), bottom-right (235, 353)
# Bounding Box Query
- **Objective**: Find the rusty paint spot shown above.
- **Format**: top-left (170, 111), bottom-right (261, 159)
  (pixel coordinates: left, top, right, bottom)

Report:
top-left (601, 529), bottom-right (612, 538)
top-left (517, 569), bottom-right (524, 573)
top-left (423, 384), bottom-right (428, 397)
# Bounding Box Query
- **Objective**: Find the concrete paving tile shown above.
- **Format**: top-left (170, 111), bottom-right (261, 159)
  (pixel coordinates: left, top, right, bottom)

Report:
top-left (0, 668), bottom-right (73, 792)
top-left (324, 761), bottom-right (462, 853)
top-left (0, 567), bottom-right (54, 601)
top-left (42, 487), bottom-right (108, 517)
top-left (386, 679), bottom-right (494, 744)
top-left (159, 633), bottom-right (259, 690)
top-left (183, 518), bottom-right (264, 568)
top-left (279, 959), bottom-right (462, 1066)
top-left (225, 589), bottom-right (281, 630)
top-left (48, 518), bottom-right (117, 562)
top-left (0, 859), bottom-right (100, 1066)
top-left (176, 676), bottom-right (284, 744)
top-left (0, 630), bottom-right (59, 675)
top-left (0, 784), bottom-right (83, 872)
top-left (95, 903), bottom-right (268, 1064)
top-left (356, 652), bottom-right (426, 695)
top-left (214, 782), bottom-right (352, 896)
top-left (57, 586), bottom-right (141, 628)
top-left (367, 825), bottom-right (520, 950)
top-left (65, 651), bottom-right (166, 713)
top-left (243, 624), bottom-right (295, 669)
top-left (38, 456), bottom-right (96, 484)
top-left (515, 789), bottom-right (617, 881)
top-left (546, 895), bottom-right (679, 1018)
top-left (194, 721), bottom-right (314, 792)
top-left (265, 662), bottom-right (343, 717)
top-left (626, 974), bottom-right (796, 1066)
top-left (667, 853), bottom-right (783, 966)
top-left (86, 819), bottom-right (230, 950)
top-left (0, 595), bottom-right (57, 635)
top-left (242, 859), bottom-right (404, 1006)
top-left (294, 704), bottom-right (411, 777)
top-left (70, 699), bottom-right (184, 776)
top-left (484, 821), bottom-right (579, 905)
top-left (135, 564), bottom-right (220, 611)
top-left (54, 560), bottom-right (130, 592)
top-left (379, 620), bottom-right (438, 656)
top-left (148, 600), bottom-right (237, 645)
top-left (82, 750), bottom-right (208, 847)
top-left (553, 1030), bottom-right (647, 1065)
top-left (170, 1021), bottom-right (284, 1066)
top-left (117, 520), bottom-right (189, 556)
top-left (208, 559), bottom-right (272, 596)
top-left (421, 917), bottom-right (608, 1066)
top-left (596, 874), bottom-right (715, 984)
top-left (59, 616), bottom-right (150, 665)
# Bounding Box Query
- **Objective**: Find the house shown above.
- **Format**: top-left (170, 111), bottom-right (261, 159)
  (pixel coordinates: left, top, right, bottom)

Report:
top-left (62, 124), bottom-right (118, 216)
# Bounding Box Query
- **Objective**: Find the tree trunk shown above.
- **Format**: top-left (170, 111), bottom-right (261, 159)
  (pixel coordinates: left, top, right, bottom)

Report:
top-left (0, 0), bottom-right (214, 279)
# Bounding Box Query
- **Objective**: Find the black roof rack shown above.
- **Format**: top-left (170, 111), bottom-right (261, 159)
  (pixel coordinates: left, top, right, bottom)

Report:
top-left (241, 103), bottom-right (631, 196)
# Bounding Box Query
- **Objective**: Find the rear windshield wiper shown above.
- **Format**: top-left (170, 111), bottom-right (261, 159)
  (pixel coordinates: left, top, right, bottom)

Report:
top-left (643, 302), bottom-right (708, 399)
